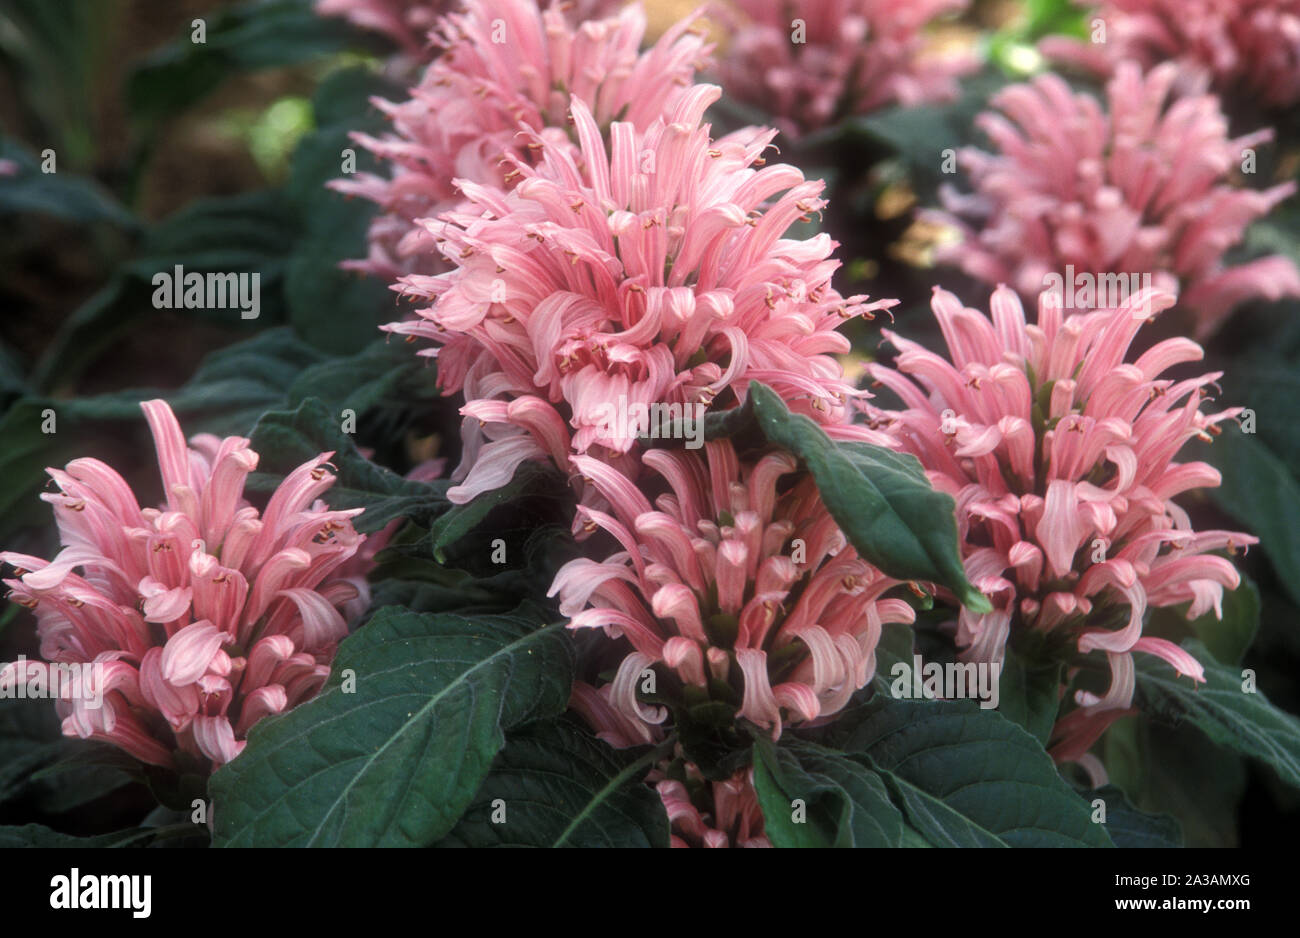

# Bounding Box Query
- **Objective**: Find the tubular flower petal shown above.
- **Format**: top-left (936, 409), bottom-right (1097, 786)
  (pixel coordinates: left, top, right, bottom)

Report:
top-left (868, 286), bottom-right (1255, 763)
top-left (553, 440), bottom-right (913, 741)
top-left (927, 62), bottom-right (1300, 337)
top-left (713, 0), bottom-right (976, 139)
top-left (1, 400), bottom-right (367, 770)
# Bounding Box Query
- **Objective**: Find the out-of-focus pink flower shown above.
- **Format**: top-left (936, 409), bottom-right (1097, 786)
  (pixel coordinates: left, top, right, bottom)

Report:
top-left (1041, 0), bottom-right (1300, 110)
top-left (0, 159), bottom-right (18, 177)
top-left (928, 62), bottom-right (1300, 338)
top-left (0, 400), bottom-right (366, 770)
top-left (331, 0), bottom-right (711, 279)
top-left (390, 84), bottom-right (896, 502)
top-left (315, 0), bottom-right (445, 55)
top-left (713, 0), bottom-right (975, 139)
top-left (867, 285), bottom-right (1256, 749)
top-left (551, 439), bottom-right (916, 740)
top-left (656, 763), bottom-right (770, 847)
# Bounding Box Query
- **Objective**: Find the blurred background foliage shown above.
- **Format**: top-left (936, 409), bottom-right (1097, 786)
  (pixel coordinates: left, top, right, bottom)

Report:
top-left (1, 0), bottom-right (1298, 845)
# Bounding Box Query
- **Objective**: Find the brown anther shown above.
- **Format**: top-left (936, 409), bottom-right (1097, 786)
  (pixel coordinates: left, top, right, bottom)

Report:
top-left (311, 467), bottom-right (329, 481)
top-left (570, 200), bottom-right (584, 213)
top-left (67, 598), bottom-right (84, 608)
top-left (708, 148), bottom-right (721, 158)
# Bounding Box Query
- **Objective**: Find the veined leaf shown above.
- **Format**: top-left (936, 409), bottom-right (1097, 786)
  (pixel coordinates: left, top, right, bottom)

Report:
top-left (748, 382), bottom-right (990, 612)
top-left (211, 606), bottom-right (574, 847)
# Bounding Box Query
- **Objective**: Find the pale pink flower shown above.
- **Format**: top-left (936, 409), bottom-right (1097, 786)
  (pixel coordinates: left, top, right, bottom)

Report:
top-left (331, 0), bottom-right (711, 279)
top-left (390, 84), bottom-right (895, 502)
top-left (550, 440), bottom-right (916, 740)
top-left (1041, 0), bottom-right (1300, 110)
top-left (928, 62), bottom-right (1300, 338)
top-left (713, 0), bottom-right (975, 139)
top-left (866, 284), bottom-right (1256, 757)
top-left (655, 764), bottom-right (770, 848)
top-left (0, 400), bottom-right (366, 770)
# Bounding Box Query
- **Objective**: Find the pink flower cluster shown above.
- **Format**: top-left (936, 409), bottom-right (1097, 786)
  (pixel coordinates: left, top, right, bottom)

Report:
top-left (929, 62), bottom-right (1300, 338)
top-left (0, 401), bottom-right (366, 769)
top-left (554, 439), bottom-right (915, 743)
top-left (867, 285), bottom-right (1256, 760)
top-left (1042, 0), bottom-right (1300, 110)
top-left (331, 0), bottom-right (710, 279)
top-left (389, 82), bottom-right (894, 503)
top-left (315, 0), bottom-right (445, 55)
top-left (714, 0), bottom-right (976, 138)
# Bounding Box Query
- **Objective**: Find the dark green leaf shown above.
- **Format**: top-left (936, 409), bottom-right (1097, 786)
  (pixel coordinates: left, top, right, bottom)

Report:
top-left (437, 721), bottom-right (670, 847)
top-left (249, 397), bottom-right (449, 532)
top-left (753, 738), bottom-right (905, 848)
top-left (997, 649), bottom-right (1062, 746)
top-left (748, 382), bottom-right (990, 612)
top-left (811, 695), bottom-right (1113, 846)
top-left (1134, 638), bottom-right (1300, 789)
top-left (1084, 785), bottom-right (1182, 848)
top-left (1207, 429), bottom-right (1300, 607)
top-left (210, 606), bottom-right (574, 846)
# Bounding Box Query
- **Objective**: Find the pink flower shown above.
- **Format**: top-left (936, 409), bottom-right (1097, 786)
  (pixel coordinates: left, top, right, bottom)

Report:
top-left (928, 62), bottom-right (1300, 338)
top-left (0, 400), bottom-right (366, 769)
top-left (713, 0), bottom-right (975, 139)
top-left (331, 0), bottom-right (711, 279)
top-left (390, 83), bottom-right (895, 502)
top-left (315, 0), bottom-right (444, 55)
top-left (866, 285), bottom-right (1256, 740)
top-left (655, 763), bottom-right (770, 848)
top-left (550, 439), bottom-right (916, 740)
top-left (1041, 0), bottom-right (1300, 110)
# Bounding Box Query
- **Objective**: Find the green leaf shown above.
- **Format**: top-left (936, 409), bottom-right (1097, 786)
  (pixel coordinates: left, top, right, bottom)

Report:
top-left (1134, 638), bottom-right (1300, 789)
top-left (437, 721), bottom-right (670, 848)
top-left (997, 649), bottom-right (1062, 746)
top-left (249, 397), bottom-right (449, 532)
top-left (0, 137), bottom-right (136, 227)
top-left (753, 738), bottom-right (905, 847)
top-left (1084, 785), bottom-right (1182, 848)
top-left (127, 0), bottom-right (365, 127)
top-left (0, 824), bottom-right (159, 848)
top-left (811, 695), bottom-right (1113, 847)
top-left (748, 382), bottom-right (990, 612)
top-left (1206, 429), bottom-right (1300, 607)
top-left (422, 460), bottom-right (564, 563)
top-left (210, 606), bottom-right (574, 846)
top-left (282, 68), bottom-right (400, 355)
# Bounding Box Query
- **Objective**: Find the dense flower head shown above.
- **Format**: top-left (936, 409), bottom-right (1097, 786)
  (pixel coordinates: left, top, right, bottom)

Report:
top-left (928, 62), bottom-right (1300, 338)
top-left (331, 0), bottom-right (711, 279)
top-left (0, 401), bottom-right (366, 770)
top-left (1042, 0), bottom-right (1300, 110)
top-left (390, 83), bottom-right (896, 502)
top-left (866, 285), bottom-right (1256, 757)
top-left (552, 439), bottom-right (916, 742)
top-left (713, 0), bottom-right (975, 139)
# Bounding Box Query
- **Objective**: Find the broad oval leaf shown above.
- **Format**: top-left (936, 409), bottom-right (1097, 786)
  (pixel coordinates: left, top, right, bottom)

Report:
top-left (747, 382), bottom-right (990, 613)
top-left (210, 607), bottom-right (574, 847)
